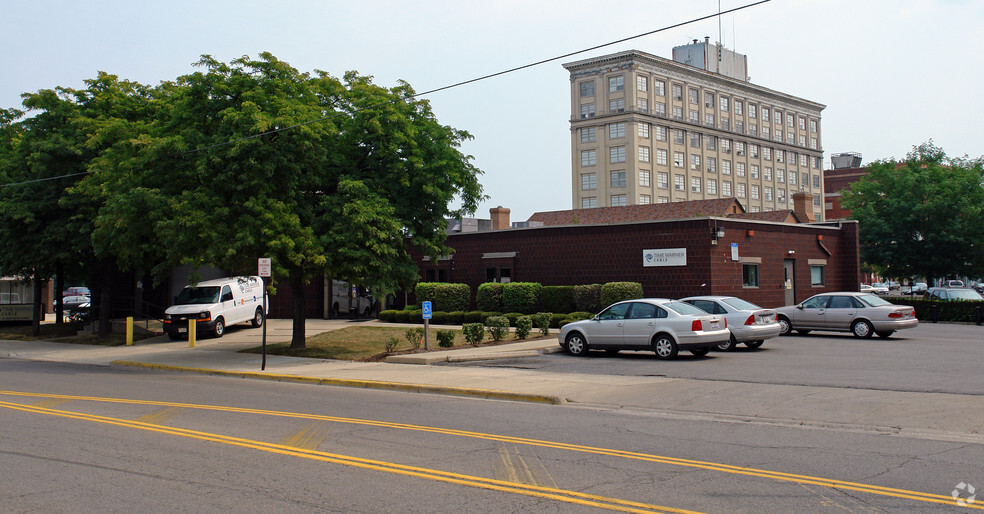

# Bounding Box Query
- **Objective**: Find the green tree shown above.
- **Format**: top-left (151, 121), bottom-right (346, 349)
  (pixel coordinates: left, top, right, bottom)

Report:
top-left (841, 142), bottom-right (984, 285)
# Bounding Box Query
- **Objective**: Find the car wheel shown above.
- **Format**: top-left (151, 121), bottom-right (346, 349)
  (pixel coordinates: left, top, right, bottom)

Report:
top-left (745, 340), bottom-right (764, 349)
top-left (690, 347), bottom-right (710, 357)
top-left (851, 319), bottom-right (874, 338)
top-left (565, 333), bottom-right (588, 356)
top-left (652, 334), bottom-right (678, 360)
top-left (213, 317), bottom-right (225, 338)
top-left (778, 316), bottom-right (792, 336)
top-left (876, 330), bottom-right (894, 338)
top-left (716, 335), bottom-right (738, 351)
top-left (251, 308), bottom-right (264, 328)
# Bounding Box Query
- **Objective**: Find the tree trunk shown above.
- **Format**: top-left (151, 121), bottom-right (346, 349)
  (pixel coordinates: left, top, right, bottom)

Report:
top-left (289, 267), bottom-right (306, 349)
top-left (55, 264), bottom-right (64, 325)
top-left (97, 259), bottom-right (112, 337)
top-left (31, 273), bottom-right (42, 337)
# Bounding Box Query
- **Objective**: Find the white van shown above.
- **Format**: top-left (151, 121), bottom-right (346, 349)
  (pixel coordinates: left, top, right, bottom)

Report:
top-left (330, 280), bottom-right (375, 318)
top-left (163, 276), bottom-right (266, 340)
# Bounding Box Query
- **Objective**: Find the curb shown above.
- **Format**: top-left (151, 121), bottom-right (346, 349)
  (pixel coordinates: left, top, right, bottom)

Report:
top-left (385, 350), bottom-right (540, 364)
top-left (110, 360), bottom-right (567, 405)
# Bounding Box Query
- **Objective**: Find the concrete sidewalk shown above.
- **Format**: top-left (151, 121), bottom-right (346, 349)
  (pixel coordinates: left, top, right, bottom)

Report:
top-left (3, 319), bottom-right (984, 444)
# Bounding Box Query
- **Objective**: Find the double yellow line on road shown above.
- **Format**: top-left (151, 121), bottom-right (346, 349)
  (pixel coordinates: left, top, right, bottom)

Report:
top-left (1, 390), bottom-right (977, 511)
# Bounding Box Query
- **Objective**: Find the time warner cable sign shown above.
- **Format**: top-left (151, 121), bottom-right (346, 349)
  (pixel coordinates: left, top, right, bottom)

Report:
top-left (643, 248), bottom-right (687, 267)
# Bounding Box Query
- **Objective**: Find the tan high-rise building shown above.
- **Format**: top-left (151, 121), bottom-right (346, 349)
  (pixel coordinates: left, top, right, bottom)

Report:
top-left (564, 42), bottom-right (826, 220)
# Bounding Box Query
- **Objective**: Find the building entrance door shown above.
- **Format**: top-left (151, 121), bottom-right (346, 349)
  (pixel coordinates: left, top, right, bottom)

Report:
top-left (783, 260), bottom-right (795, 305)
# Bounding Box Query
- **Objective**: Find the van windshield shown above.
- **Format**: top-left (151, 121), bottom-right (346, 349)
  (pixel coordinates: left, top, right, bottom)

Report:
top-left (174, 286), bottom-right (221, 305)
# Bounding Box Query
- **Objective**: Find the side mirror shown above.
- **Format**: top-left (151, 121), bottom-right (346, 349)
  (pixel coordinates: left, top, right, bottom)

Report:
top-left (796, 305), bottom-right (804, 310)
top-left (592, 314), bottom-right (600, 321)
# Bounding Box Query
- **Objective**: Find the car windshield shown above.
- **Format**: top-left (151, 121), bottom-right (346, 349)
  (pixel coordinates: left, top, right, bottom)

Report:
top-left (721, 297), bottom-right (762, 311)
top-left (949, 289), bottom-right (983, 300)
top-left (664, 301), bottom-right (706, 316)
top-left (857, 294), bottom-right (892, 307)
top-left (174, 286), bottom-right (221, 305)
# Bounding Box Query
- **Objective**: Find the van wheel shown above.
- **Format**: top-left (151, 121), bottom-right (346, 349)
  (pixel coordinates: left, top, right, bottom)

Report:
top-left (213, 317), bottom-right (225, 338)
top-left (251, 308), bottom-right (264, 328)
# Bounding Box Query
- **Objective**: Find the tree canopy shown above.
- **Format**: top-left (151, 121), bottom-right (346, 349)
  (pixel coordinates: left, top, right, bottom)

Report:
top-left (840, 141), bottom-right (984, 285)
top-left (0, 53), bottom-right (485, 345)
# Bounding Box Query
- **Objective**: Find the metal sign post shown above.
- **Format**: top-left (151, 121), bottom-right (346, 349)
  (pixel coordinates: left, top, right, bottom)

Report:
top-left (422, 301), bottom-right (432, 351)
top-left (258, 258), bottom-right (272, 370)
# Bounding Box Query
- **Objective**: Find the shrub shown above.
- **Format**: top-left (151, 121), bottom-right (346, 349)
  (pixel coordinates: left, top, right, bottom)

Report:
top-left (379, 310), bottom-right (399, 322)
top-left (415, 282), bottom-right (470, 312)
top-left (403, 303), bottom-right (420, 311)
top-left (515, 316), bottom-right (533, 339)
top-left (534, 312), bottom-right (551, 336)
top-left (476, 283), bottom-right (504, 312)
top-left (446, 311), bottom-right (465, 325)
top-left (406, 309), bottom-right (424, 322)
top-left (481, 311), bottom-right (503, 324)
top-left (502, 312), bottom-right (523, 326)
top-left (549, 313), bottom-right (569, 328)
top-left (394, 310), bottom-right (410, 323)
top-left (574, 284), bottom-right (603, 313)
top-left (558, 318), bottom-right (574, 328)
top-left (384, 337), bottom-right (399, 353)
top-left (464, 311), bottom-right (485, 323)
top-left (568, 311), bottom-right (593, 322)
top-left (436, 329), bottom-right (456, 348)
top-left (600, 282), bottom-right (644, 307)
top-left (540, 286), bottom-right (576, 313)
top-left (486, 316), bottom-right (509, 341)
top-left (404, 327), bottom-right (423, 349)
top-left (503, 282), bottom-right (542, 313)
top-left (430, 311), bottom-right (447, 324)
top-left (462, 323), bottom-right (485, 345)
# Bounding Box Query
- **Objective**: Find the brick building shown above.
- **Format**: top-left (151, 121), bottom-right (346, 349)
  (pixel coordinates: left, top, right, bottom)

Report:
top-left (412, 196), bottom-right (859, 310)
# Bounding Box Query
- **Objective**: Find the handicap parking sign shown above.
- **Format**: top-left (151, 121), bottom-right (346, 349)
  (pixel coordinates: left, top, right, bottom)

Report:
top-left (422, 301), bottom-right (432, 320)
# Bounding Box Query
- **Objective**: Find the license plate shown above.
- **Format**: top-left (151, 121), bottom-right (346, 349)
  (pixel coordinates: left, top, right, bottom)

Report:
top-left (709, 322), bottom-right (720, 330)
top-left (178, 328), bottom-right (187, 333)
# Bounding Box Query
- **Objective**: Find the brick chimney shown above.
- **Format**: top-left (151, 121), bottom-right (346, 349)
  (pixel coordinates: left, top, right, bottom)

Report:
top-left (490, 206), bottom-right (511, 230)
top-left (791, 192), bottom-right (816, 223)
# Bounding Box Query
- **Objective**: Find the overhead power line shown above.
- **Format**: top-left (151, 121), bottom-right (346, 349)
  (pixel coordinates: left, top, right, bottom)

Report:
top-left (1, 0), bottom-right (770, 188)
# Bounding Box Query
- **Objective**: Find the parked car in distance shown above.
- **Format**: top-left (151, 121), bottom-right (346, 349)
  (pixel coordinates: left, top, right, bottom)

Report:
top-left (775, 292), bottom-right (918, 338)
top-left (870, 283), bottom-right (890, 295)
top-left (679, 296), bottom-right (780, 351)
top-left (860, 284), bottom-right (874, 293)
top-left (902, 282), bottom-right (928, 296)
top-left (558, 298), bottom-right (729, 360)
top-left (62, 286), bottom-right (90, 297)
top-left (924, 287), bottom-right (984, 301)
top-left (947, 280), bottom-right (965, 288)
top-left (56, 295), bottom-right (90, 311)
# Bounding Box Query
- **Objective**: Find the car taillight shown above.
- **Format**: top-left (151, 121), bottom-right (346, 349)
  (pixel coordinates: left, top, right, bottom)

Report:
top-left (691, 319), bottom-right (702, 331)
top-left (744, 315), bottom-right (755, 326)
top-left (888, 310), bottom-right (913, 318)
top-left (723, 317), bottom-right (727, 328)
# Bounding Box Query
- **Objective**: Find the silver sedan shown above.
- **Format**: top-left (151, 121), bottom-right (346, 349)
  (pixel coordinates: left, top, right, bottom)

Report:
top-left (775, 292), bottom-right (918, 338)
top-left (558, 298), bottom-right (730, 360)
top-left (680, 296), bottom-right (781, 351)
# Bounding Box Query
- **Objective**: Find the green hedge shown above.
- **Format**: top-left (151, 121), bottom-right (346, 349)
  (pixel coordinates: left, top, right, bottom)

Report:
top-left (415, 282), bottom-right (470, 312)
top-left (600, 282), bottom-right (644, 308)
top-left (503, 282), bottom-right (542, 314)
top-left (379, 310), bottom-right (399, 322)
top-left (476, 283), bottom-right (504, 312)
top-left (890, 298), bottom-right (984, 323)
top-left (574, 284), bottom-right (602, 313)
top-left (540, 286), bottom-right (576, 313)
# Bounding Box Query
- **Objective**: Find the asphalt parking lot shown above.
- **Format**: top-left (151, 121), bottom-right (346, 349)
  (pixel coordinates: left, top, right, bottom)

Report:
top-left (444, 322), bottom-right (984, 396)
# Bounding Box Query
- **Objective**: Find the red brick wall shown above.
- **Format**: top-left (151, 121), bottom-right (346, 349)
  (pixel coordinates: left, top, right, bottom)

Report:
top-left (413, 218), bottom-right (859, 310)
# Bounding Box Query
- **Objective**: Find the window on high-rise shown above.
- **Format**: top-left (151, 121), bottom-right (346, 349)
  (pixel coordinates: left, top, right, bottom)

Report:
top-left (636, 75), bottom-right (648, 92)
top-left (581, 150), bottom-right (596, 166)
top-left (580, 127), bottom-right (595, 143)
top-left (582, 197), bottom-right (597, 209)
top-left (609, 75), bottom-right (624, 92)
top-left (610, 170), bottom-right (626, 188)
top-left (609, 123), bottom-right (625, 139)
top-left (610, 194), bottom-right (627, 206)
top-left (581, 173), bottom-right (596, 190)
top-left (610, 146), bottom-right (626, 163)
top-left (579, 81), bottom-right (595, 97)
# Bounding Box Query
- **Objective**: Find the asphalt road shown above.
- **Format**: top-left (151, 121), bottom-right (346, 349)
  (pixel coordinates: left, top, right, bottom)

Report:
top-left (2, 353), bottom-right (983, 512)
top-left (447, 323), bottom-right (984, 395)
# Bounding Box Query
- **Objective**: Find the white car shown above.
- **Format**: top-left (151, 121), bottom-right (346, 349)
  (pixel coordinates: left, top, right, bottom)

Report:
top-left (558, 298), bottom-right (729, 360)
top-left (870, 283), bottom-right (890, 295)
top-left (680, 296), bottom-right (780, 351)
top-left (775, 292), bottom-right (918, 338)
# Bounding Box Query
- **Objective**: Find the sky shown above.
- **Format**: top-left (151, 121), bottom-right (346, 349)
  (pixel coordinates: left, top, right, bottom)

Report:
top-left (2, 0), bottom-right (982, 222)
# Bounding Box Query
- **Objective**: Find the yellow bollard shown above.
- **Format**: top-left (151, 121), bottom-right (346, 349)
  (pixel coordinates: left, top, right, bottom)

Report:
top-left (188, 319), bottom-right (196, 347)
top-left (126, 317), bottom-right (133, 346)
